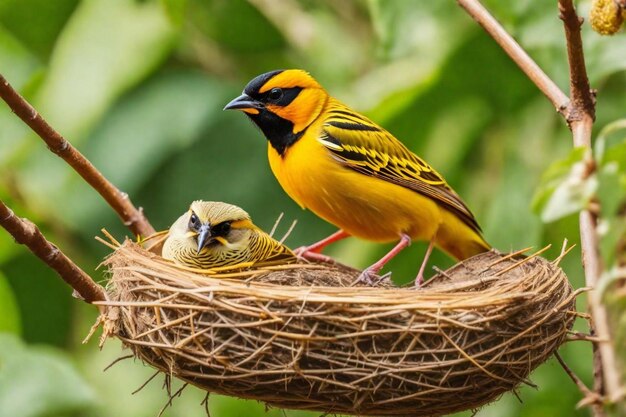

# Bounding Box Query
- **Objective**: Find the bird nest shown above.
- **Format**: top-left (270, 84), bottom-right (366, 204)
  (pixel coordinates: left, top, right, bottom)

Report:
top-left (95, 240), bottom-right (579, 417)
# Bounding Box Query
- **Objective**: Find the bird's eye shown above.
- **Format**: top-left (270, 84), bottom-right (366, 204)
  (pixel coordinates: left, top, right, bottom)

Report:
top-left (189, 213), bottom-right (199, 229)
top-left (268, 88), bottom-right (283, 102)
top-left (212, 221), bottom-right (231, 236)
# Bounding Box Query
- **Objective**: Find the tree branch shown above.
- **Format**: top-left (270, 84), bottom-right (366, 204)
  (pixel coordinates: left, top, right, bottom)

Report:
top-left (457, 0), bottom-right (624, 409)
top-left (0, 73), bottom-right (156, 238)
top-left (0, 199), bottom-right (106, 304)
top-left (456, 0), bottom-right (570, 115)
top-left (559, 0), bottom-right (597, 126)
top-left (558, 0), bottom-right (622, 405)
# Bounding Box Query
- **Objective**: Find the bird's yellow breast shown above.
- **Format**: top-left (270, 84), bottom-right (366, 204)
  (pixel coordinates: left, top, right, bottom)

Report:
top-left (268, 128), bottom-right (444, 243)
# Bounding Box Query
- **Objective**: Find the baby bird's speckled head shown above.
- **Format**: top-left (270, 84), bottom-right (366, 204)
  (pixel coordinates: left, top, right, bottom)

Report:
top-left (167, 201), bottom-right (254, 255)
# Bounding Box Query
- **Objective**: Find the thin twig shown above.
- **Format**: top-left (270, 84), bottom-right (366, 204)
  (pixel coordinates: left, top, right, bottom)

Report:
top-left (279, 219), bottom-right (298, 245)
top-left (567, 331), bottom-right (606, 343)
top-left (200, 392), bottom-right (211, 417)
top-left (269, 212), bottom-right (284, 238)
top-left (456, 0), bottom-right (570, 115)
top-left (0, 73), bottom-right (156, 238)
top-left (103, 354), bottom-right (134, 372)
top-left (0, 199), bottom-right (106, 303)
top-left (158, 382), bottom-right (188, 417)
top-left (555, 352), bottom-right (602, 407)
top-left (132, 371), bottom-right (160, 395)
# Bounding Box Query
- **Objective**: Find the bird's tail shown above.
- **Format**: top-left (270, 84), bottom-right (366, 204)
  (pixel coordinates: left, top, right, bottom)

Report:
top-left (436, 210), bottom-right (491, 261)
top-left (452, 235), bottom-right (491, 260)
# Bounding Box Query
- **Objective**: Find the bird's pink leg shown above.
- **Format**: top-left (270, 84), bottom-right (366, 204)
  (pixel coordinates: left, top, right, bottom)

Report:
top-left (358, 234), bottom-right (411, 284)
top-left (294, 229), bottom-right (350, 262)
top-left (415, 239), bottom-right (435, 287)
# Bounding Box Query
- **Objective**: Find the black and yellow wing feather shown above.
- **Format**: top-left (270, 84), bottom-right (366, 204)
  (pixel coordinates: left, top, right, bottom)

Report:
top-left (318, 101), bottom-right (482, 235)
top-left (249, 230), bottom-right (296, 265)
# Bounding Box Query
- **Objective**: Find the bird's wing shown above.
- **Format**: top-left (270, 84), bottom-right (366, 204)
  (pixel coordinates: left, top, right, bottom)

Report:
top-left (319, 105), bottom-right (482, 234)
top-left (251, 231), bottom-right (296, 265)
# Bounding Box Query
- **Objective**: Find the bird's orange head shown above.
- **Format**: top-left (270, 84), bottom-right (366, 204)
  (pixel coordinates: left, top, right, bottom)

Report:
top-left (224, 69), bottom-right (328, 155)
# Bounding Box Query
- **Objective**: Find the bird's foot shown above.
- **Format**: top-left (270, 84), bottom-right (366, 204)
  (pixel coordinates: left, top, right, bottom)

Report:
top-left (414, 272), bottom-right (424, 288)
top-left (293, 246), bottom-right (334, 264)
top-left (354, 268), bottom-right (388, 286)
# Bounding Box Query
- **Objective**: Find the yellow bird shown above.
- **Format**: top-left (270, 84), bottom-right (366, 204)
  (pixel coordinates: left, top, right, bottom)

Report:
top-left (225, 69), bottom-right (490, 285)
top-left (162, 200), bottom-right (296, 269)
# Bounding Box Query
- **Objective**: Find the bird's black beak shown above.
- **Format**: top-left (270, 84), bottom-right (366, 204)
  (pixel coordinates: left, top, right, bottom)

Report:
top-left (196, 224), bottom-right (211, 254)
top-left (224, 94), bottom-right (262, 111)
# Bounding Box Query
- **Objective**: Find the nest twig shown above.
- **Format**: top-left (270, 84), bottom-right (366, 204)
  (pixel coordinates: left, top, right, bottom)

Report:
top-left (96, 240), bottom-right (577, 417)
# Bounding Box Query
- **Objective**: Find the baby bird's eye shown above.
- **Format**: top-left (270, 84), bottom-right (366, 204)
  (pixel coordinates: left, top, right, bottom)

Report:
top-left (212, 221), bottom-right (231, 236)
top-left (188, 213), bottom-right (199, 230)
top-left (267, 88), bottom-right (283, 102)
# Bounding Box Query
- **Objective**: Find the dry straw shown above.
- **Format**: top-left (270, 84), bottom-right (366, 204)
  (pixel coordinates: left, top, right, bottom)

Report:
top-left (96, 239), bottom-right (578, 417)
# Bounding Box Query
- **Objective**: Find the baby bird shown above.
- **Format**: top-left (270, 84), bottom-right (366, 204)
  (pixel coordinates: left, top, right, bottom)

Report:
top-left (162, 201), bottom-right (296, 269)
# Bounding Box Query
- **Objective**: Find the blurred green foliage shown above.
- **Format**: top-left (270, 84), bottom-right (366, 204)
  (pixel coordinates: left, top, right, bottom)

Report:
top-left (0, 334), bottom-right (95, 417)
top-left (0, 0), bottom-right (625, 416)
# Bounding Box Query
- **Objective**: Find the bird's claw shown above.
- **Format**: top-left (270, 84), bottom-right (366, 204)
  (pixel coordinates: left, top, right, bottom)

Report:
top-left (414, 273), bottom-right (424, 288)
top-left (354, 268), bottom-right (389, 286)
top-left (293, 246), bottom-right (334, 264)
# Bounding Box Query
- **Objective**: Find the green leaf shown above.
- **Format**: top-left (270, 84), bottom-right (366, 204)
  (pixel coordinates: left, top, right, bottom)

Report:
top-left (586, 28), bottom-right (626, 82)
top-left (532, 147), bottom-right (596, 223)
top-left (0, 273), bottom-right (21, 334)
top-left (0, 334), bottom-right (96, 417)
top-left (0, 233), bottom-right (18, 265)
top-left (190, 0), bottom-right (284, 53)
top-left (0, 26), bottom-right (41, 87)
top-left (15, 0), bottom-right (178, 218)
top-left (0, 0), bottom-right (79, 59)
top-left (597, 265), bottom-right (626, 299)
top-left (3, 250), bottom-right (75, 346)
top-left (598, 216), bottom-right (626, 270)
top-left (604, 142), bottom-right (626, 170)
top-left (160, 0), bottom-right (187, 26)
top-left (539, 173), bottom-right (596, 223)
top-left (34, 0), bottom-right (176, 142)
top-left (538, 147), bottom-right (588, 185)
top-left (56, 70), bottom-right (230, 232)
top-left (0, 26), bottom-right (43, 167)
top-left (419, 97), bottom-right (491, 173)
top-left (368, 0), bottom-right (471, 60)
top-left (597, 162), bottom-right (626, 218)
top-left (591, 119), bottom-right (626, 267)
top-left (595, 119), bottom-right (626, 166)
top-left (0, 189), bottom-right (24, 264)
top-left (596, 162), bottom-right (626, 267)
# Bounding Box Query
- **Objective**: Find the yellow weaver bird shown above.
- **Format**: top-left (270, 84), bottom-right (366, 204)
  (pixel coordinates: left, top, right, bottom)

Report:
top-left (225, 69), bottom-right (490, 284)
top-left (162, 200), bottom-right (296, 269)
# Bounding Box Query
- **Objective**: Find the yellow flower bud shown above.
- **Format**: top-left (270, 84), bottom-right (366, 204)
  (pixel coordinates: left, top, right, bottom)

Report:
top-left (590, 0), bottom-right (624, 35)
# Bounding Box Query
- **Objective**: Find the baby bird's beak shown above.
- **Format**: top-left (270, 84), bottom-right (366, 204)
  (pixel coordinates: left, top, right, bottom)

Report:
top-left (196, 224), bottom-right (211, 254)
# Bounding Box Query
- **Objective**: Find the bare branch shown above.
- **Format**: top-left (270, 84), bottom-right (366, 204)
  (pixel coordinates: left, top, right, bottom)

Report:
top-left (456, 0), bottom-right (624, 410)
top-left (456, 0), bottom-right (570, 115)
top-left (559, 0), bottom-right (596, 125)
top-left (0, 73), bottom-right (156, 238)
top-left (558, 0), bottom-right (622, 405)
top-left (0, 199), bottom-right (106, 303)
top-left (581, 211), bottom-right (624, 403)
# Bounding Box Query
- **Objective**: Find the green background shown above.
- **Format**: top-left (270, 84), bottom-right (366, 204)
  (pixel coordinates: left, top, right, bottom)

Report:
top-left (1, 0), bottom-right (625, 416)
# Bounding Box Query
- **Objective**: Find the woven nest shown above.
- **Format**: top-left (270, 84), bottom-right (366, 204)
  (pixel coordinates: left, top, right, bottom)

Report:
top-left (97, 240), bottom-right (578, 417)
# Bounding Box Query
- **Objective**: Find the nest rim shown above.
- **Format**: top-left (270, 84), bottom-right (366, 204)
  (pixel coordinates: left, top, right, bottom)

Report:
top-left (96, 240), bottom-right (579, 417)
